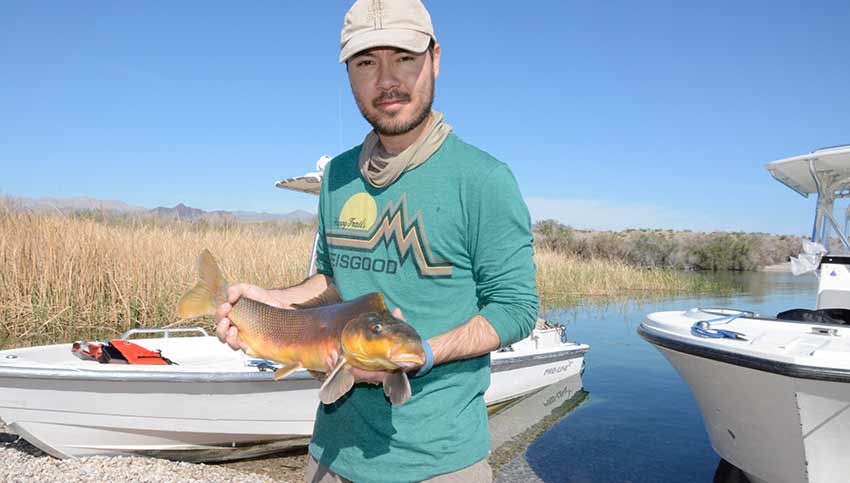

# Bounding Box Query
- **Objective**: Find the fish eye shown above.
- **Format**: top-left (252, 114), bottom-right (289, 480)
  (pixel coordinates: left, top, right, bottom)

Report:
top-left (372, 323), bottom-right (382, 333)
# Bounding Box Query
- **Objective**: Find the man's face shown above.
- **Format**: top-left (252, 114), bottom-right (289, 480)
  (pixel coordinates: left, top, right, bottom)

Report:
top-left (347, 45), bottom-right (441, 136)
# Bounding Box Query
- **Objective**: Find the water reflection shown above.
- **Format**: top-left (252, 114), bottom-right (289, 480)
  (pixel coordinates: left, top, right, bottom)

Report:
top-left (491, 375), bottom-right (588, 481)
top-left (701, 270), bottom-right (818, 306)
top-left (551, 272), bottom-right (819, 326)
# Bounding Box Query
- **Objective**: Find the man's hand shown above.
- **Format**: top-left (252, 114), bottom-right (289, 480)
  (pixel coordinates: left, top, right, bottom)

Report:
top-left (215, 283), bottom-right (290, 352)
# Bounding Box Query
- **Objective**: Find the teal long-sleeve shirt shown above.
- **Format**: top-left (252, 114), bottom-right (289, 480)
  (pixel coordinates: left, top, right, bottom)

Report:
top-left (309, 132), bottom-right (538, 483)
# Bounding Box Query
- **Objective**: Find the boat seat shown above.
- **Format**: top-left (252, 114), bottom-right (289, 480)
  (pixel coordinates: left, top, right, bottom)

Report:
top-left (776, 308), bottom-right (850, 325)
top-left (817, 289), bottom-right (850, 311)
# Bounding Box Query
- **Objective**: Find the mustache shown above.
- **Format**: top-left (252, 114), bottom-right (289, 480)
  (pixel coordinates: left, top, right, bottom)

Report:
top-left (372, 90), bottom-right (410, 108)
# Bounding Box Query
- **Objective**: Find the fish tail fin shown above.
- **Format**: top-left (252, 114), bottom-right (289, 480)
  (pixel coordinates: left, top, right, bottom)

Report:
top-left (176, 249), bottom-right (229, 319)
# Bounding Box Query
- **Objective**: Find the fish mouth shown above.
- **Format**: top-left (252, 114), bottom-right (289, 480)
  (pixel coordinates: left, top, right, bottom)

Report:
top-left (390, 352), bottom-right (426, 369)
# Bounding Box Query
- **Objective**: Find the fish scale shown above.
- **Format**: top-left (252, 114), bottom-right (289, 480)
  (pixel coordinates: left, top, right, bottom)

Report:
top-left (230, 298), bottom-right (310, 344)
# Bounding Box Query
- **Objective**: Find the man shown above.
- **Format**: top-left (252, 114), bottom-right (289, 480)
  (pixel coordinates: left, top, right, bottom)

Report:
top-left (215, 1), bottom-right (538, 481)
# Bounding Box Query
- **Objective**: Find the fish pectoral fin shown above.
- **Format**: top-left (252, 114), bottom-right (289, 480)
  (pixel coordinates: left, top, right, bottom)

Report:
top-left (319, 356), bottom-right (355, 405)
top-left (273, 363), bottom-right (302, 381)
top-left (291, 284), bottom-right (343, 309)
top-left (383, 371), bottom-right (412, 406)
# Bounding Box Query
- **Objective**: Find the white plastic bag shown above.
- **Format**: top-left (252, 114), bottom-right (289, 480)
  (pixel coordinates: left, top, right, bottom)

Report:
top-left (790, 240), bottom-right (827, 276)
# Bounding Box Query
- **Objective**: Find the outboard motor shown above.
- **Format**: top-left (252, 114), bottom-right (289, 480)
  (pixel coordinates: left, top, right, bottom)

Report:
top-left (817, 255), bottom-right (850, 310)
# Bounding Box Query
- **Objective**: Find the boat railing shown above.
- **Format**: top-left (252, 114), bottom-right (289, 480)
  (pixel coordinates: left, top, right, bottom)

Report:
top-left (120, 327), bottom-right (210, 340)
top-left (693, 308), bottom-right (757, 318)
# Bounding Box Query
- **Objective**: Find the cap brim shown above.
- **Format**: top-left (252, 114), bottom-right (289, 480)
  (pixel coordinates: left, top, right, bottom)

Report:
top-left (339, 29), bottom-right (431, 63)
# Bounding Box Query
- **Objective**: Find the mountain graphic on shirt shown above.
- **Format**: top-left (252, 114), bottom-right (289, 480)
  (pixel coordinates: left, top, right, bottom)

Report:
top-left (327, 193), bottom-right (453, 278)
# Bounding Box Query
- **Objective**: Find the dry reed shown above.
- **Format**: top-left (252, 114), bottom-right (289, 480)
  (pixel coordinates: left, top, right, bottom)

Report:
top-left (0, 208), bottom-right (728, 348)
top-left (0, 207), bottom-right (312, 347)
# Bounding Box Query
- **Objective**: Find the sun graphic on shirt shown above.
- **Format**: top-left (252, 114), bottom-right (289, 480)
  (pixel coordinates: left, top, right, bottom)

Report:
top-left (337, 192), bottom-right (378, 231)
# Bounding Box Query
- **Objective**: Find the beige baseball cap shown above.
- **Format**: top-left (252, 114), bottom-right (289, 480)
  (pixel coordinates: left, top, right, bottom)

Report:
top-left (339, 0), bottom-right (436, 63)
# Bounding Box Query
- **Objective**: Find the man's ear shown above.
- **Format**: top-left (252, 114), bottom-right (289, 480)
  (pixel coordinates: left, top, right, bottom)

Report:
top-left (431, 43), bottom-right (441, 79)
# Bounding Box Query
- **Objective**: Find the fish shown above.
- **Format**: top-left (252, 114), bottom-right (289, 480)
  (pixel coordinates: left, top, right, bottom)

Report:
top-left (176, 249), bottom-right (426, 405)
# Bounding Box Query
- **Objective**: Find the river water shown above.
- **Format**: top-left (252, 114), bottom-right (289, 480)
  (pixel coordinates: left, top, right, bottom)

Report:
top-left (494, 272), bottom-right (818, 483)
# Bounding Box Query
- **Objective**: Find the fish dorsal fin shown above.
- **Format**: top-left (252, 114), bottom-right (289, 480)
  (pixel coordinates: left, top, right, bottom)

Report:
top-left (292, 285), bottom-right (343, 309)
top-left (383, 371), bottom-right (412, 405)
top-left (344, 292), bottom-right (387, 313)
top-left (364, 292), bottom-right (387, 312)
top-left (319, 356), bottom-right (355, 405)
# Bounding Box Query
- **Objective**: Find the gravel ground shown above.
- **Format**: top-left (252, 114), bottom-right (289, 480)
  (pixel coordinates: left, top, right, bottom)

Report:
top-left (494, 454), bottom-right (544, 483)
top-left (0, 419), bottom-right (305, 483)
top-left (217, 450), bottom-right (308, 482)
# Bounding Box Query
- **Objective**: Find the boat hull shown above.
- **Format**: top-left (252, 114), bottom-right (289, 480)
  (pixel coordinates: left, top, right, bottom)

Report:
top-left (0, 376), bottom-right (319, 462)
top-left (0, 332), bottom-right (588, 462)
top-left (640, 313), bottom-right (850, 483)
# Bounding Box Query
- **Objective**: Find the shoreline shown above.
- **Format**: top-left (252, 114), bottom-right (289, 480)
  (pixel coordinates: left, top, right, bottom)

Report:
top-left (760, 262), bottom-right (792, 273)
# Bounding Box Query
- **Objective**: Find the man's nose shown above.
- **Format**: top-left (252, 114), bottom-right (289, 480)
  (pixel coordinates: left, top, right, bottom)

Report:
top-left (376, 62), bottom-right (400, 90)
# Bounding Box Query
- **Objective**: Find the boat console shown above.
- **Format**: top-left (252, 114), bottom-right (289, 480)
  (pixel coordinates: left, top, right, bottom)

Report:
top-left (818, 255), bottom-right (850, 309)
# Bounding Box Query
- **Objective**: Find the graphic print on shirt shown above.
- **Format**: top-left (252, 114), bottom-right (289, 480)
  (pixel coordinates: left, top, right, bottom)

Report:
top-left (327, 193), bottom-right (453, 278)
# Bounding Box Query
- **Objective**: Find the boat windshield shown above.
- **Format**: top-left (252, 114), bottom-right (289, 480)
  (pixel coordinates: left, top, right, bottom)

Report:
top-left (819, 198), bottom-right (850, 255)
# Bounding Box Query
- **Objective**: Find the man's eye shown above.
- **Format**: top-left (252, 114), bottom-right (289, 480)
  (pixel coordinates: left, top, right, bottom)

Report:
top-left (355, 59), bottom-right (374, 67)
top-left (399, 56), bottom-right (415, 62)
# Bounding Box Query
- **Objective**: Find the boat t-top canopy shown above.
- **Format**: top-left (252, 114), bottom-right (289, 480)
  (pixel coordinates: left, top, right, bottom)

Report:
top-left (766, 145), bottom-right (850, 250)
top-left (767, 145), bottom-right (850, 197)
top-left (274, 155), bottom-right (331, 196)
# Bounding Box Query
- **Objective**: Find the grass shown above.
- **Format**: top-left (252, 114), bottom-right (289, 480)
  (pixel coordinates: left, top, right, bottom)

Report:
top-left (535, 249), bottom-right (733, 309)
top-left (0, 208), bottom-right (734, 348)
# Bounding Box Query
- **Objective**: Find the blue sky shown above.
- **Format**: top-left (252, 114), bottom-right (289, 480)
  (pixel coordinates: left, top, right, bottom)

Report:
top-left (1, 1), bottom-right (849, 235)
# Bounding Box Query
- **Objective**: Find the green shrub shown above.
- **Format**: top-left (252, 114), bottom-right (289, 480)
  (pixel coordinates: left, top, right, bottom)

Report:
top-left (531, 220), bottom-right (803, 271)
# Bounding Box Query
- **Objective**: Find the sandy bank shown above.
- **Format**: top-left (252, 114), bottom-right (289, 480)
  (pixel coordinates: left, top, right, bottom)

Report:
top-left (761, 262), bottom-right (792, 273)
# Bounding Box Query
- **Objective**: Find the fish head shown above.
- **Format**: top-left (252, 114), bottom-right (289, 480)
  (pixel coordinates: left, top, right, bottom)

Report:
top-left (340, 311), bottom-right (426, 372)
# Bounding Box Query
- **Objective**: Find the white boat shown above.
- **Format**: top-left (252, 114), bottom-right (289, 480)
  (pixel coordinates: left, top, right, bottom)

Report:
top-left (639, 145), bottom-right (850, 483)
top-left (0, 157), bottom-right (590, 462)
top-left (0, 325), bottom-right (588, 462)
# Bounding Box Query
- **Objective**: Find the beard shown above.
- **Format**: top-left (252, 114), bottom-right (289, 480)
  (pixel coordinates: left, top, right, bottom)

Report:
top-left (355, 72), bottom-right (435, 137)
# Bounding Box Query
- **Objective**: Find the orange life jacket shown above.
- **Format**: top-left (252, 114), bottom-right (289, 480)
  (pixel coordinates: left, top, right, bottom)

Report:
top-left (71, 340), bottom-right (174, 365)
top-left (108, 339), bottom-right (173, 365)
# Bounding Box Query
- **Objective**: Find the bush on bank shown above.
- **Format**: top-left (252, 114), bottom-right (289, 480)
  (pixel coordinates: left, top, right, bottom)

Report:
top-left (533, 219), bottom-right (803, 271)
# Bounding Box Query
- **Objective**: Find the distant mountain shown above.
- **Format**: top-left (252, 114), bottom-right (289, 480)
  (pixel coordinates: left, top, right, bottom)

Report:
top-left (234, 209), bottom-right (315, 223)
top-left (8, 195), bottom-right (147, 214)
top-left (286, 210), bottom-right (316, 222)
top-left (150, 203), bottom-right (208, 220)
top-left (5, 196), bottom-right (315, 223)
